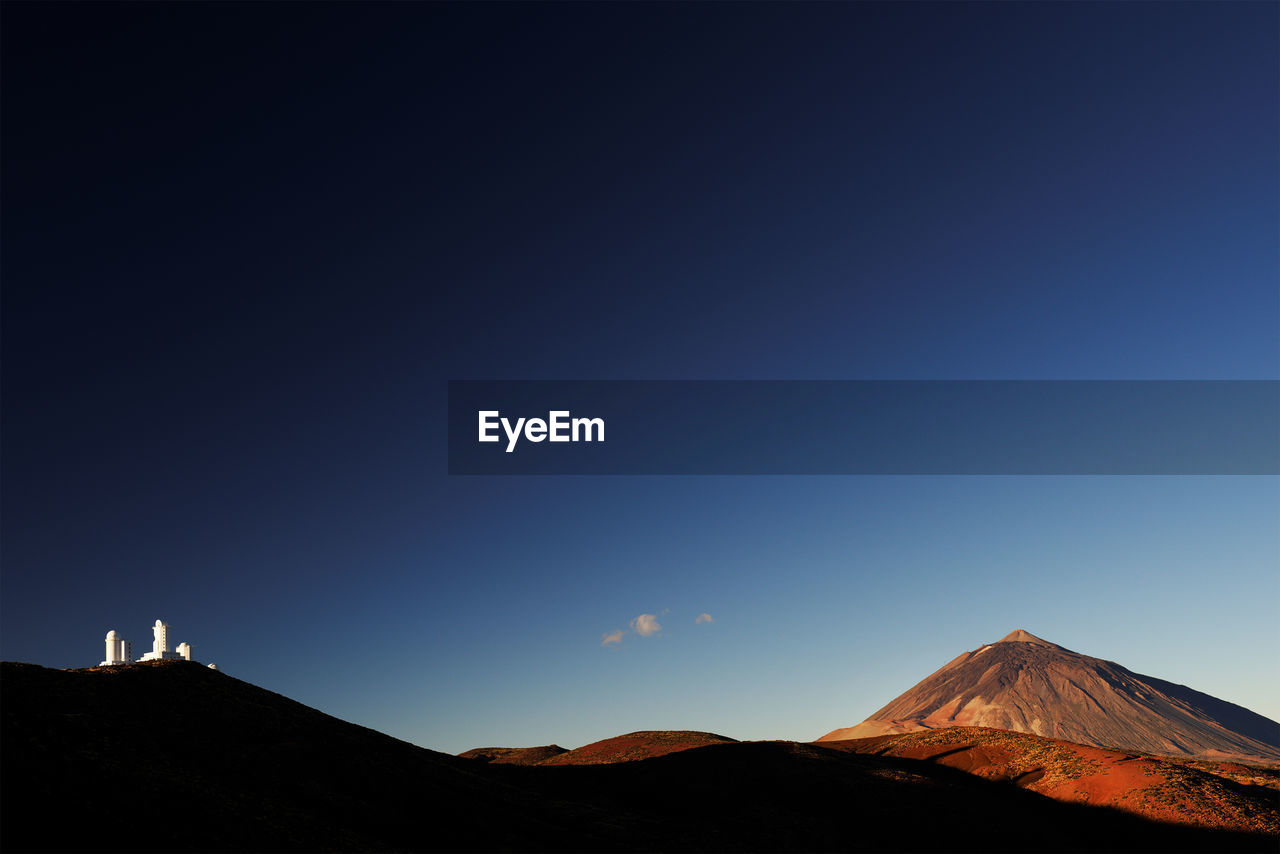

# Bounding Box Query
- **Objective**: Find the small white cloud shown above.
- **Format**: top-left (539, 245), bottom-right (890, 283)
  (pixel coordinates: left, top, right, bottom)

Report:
top-left (601, 629), bottom-right (625, 646)
top-left (696, 613), bottom-right (714, 625)
top-left (630, 613), bottom-right (662, 637)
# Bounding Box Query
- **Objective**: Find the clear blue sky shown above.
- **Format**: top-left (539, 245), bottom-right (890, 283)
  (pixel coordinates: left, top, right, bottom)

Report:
top-left (3, 2), bottom-right (1276, 754)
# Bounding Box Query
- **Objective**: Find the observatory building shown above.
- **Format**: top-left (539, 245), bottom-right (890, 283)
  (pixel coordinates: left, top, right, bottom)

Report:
top-left (101, 619), bottom-right (196, 665)
top-left (138, 619), bottom-right (188, 662)
top-left (100, 630), bottom-right (132, 666)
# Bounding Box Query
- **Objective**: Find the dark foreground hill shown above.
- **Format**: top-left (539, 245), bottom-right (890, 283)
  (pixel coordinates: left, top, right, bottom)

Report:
top-left (819, 629), bottom-right (1280, 764)
top-left (3, 661), bottom-right (1276, 853)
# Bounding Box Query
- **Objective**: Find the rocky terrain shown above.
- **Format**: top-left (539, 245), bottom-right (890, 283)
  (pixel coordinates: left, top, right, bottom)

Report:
top-left (824, 726), bottom-right (1280, 835)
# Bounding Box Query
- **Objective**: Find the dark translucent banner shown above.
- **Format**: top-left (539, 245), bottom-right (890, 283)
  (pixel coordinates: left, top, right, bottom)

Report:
top-left (447, 381), bottom-right (1278, 475)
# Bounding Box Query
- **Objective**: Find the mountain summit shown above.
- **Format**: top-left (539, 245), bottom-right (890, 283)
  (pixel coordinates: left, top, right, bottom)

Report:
top-left (997, 628), bottom-right (1060, 646)
top-left (817, 630), bottom-right (1280, 763)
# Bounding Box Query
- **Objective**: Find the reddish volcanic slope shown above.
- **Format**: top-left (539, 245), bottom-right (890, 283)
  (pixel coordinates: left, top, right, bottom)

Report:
top-left (818, 629), bottom-right (1280, 763)
top-left (538, 730), bottom-right (737, 765)
top-left (822, 726), bottom-right (1280, 835)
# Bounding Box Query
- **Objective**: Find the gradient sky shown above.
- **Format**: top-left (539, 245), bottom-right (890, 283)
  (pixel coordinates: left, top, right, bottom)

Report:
top-left (3, 2), bottom-right (1277, 754)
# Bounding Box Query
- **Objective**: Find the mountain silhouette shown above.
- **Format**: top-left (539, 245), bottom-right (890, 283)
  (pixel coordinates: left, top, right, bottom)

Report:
top-left (3, 659), bottom-right (1275, 852)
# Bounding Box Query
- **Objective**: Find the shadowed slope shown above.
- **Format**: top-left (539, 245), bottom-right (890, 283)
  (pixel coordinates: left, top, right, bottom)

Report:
top-left (0, 661), bottom-right (599, 852)
top-left (818, 630), bottom-right (1280, 763)
top-left (4, 661), bottom-right (1275, 852)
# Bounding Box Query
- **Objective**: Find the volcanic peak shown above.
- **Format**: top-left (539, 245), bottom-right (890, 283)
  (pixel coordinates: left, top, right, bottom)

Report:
top-left (817, 630), bottom-right (1280, 763)
top-left (996, 628), bottom-right (1063, 648)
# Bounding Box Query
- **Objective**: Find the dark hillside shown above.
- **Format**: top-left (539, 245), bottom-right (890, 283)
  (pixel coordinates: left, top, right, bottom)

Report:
top-left (3, 661), bottom-right (1274, 852)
